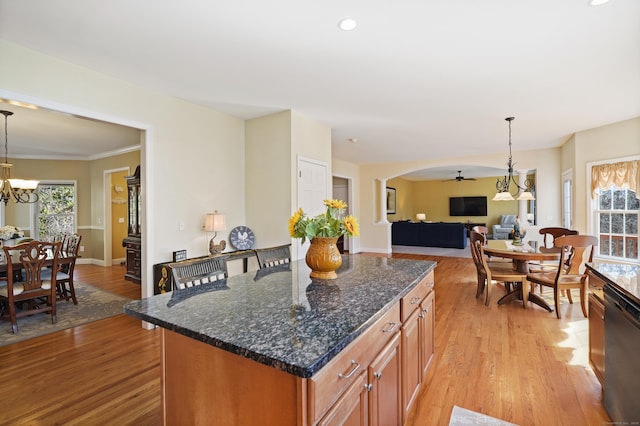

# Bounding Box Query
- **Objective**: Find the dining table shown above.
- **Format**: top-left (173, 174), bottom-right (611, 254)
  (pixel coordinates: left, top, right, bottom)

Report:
top-left (0, 248), bottom-right (76, 274)
top-left (483, 239), bottom-right (561, 311)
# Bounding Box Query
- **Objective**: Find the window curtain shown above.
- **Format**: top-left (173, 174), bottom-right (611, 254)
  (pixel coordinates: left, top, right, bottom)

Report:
top-left (591, 160), bottom-right (640, 198)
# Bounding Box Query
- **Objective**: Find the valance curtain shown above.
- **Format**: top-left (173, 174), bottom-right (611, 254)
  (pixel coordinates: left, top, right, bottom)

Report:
top-left (591, 160), bottom-right (640, 198)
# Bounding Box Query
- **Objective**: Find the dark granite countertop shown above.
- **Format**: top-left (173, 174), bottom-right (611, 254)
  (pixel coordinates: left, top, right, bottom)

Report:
top-left (124, 254), bottom-right (436, 378)
top-left (587, 262), bottom-right (640, 306)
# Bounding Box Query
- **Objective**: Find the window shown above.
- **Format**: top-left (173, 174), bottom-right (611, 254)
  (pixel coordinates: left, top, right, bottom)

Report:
top-left (594, 186), bottom-right (639, 262)
top-left (36, 183), bottom-right (76, 240)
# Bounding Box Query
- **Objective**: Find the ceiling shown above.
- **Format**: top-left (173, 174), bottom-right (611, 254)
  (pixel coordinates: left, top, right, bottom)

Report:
top-left (1, 0), bottom-right (638, 180)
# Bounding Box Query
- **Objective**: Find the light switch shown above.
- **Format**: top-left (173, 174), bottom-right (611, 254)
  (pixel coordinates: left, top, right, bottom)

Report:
top-left (179, 222), bottom-right (185, 231)
top-left (118, 217), bottom-right (125, 223)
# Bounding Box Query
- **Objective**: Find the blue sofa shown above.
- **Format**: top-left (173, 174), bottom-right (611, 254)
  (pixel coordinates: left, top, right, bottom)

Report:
top-left (391, 221), bottom-right (467, 249)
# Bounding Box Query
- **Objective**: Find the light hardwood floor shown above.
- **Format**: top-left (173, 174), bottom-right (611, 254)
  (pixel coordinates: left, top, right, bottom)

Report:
top-left (0, 256), bottom-right (609, 425)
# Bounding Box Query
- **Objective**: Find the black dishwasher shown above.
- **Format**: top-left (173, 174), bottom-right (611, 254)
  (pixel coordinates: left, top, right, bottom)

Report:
top-left (603, 282), bottom-right (640, 423)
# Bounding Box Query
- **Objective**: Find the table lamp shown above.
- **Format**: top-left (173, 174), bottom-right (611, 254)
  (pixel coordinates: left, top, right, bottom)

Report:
top-left (204, 211), bottom-right (227, 254)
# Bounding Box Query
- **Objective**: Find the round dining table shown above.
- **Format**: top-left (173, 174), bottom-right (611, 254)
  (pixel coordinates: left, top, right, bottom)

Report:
top-left (483, 239), bottom-right (560, 311)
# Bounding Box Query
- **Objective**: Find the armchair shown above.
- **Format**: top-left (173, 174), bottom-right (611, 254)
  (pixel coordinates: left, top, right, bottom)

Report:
top-left (492, 214), bottom-right (517, 240)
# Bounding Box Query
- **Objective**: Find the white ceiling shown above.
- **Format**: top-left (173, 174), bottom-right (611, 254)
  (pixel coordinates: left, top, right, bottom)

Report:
top-left (1, 0), bottom-right (638, 179)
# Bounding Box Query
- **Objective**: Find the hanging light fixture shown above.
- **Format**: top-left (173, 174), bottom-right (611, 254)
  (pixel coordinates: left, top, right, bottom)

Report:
top-left (493, 117), bottom-right (535, 201)
top-left (0, 110), bottom-right (39, 205)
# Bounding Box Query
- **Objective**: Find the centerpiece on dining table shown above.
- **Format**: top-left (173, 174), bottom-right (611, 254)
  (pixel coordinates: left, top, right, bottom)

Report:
top-left (0, 225), bottom-right (24, 243)
top-left (289, 199), bottom-right (360, 279)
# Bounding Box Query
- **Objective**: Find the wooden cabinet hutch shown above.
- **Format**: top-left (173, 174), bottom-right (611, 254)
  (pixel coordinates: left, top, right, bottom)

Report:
top-left (122, 165), bottom-right (141, 283)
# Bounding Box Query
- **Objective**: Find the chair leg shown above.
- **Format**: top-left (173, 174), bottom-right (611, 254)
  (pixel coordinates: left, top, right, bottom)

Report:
top-left (566, 288), bottom-right (574, 304)
top-left (484, 279), bottom-right (491, 306)
top-left (69, 281), bottom-right (78, 305)
top-left (476, 274), bottom-right (485, 298)
top-left (554, 288), bottom-right (561, 319)
top-left (580, 285), bottom-right (588, 317)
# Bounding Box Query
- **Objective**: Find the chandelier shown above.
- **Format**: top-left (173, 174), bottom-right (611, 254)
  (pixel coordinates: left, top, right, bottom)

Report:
top-left (493, 117), bottom-right (535, 201)
top-left (0, 110), bottom-right (39, 205)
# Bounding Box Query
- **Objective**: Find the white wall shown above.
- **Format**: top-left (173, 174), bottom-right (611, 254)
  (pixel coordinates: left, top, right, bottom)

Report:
top-left (1, 40), bottom-right (246, 298)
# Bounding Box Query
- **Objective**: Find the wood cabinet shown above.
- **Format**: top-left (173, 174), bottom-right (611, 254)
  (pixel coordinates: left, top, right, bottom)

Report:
top-left (401, 271), bottom-right (435, 422)
top-left (589, 293), bottom-right (605, 386)
top-left (160, 269), bottom-right (436, 425)
top-left (588, 271), bottom-right (605, 386)
top-left (122, 166), bottom-right (141, 283)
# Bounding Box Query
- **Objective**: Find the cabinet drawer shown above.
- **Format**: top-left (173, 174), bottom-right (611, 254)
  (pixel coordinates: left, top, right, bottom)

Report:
top-left (401, 271), bottom-right (434, 322)
top-left (308, 302), bottom-right (400, 424)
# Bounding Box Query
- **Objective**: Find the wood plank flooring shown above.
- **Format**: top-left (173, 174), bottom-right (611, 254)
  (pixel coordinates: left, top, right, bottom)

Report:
top-left (0, 256), bottom-right (609, 425)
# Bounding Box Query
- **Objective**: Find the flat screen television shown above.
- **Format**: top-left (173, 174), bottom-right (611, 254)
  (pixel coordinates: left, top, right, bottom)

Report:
top-left (449, 196), bottom-right (487, 216)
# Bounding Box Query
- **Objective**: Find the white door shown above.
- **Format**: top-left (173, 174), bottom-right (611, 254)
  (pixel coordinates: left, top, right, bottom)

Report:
top-left (296, 157), bottom-right (328, 260)
top-left (562, 169), bottom-right (573, 229)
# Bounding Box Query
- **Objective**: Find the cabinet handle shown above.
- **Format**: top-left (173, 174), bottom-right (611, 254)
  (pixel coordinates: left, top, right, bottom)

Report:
top-left (338, 360), bottom-right (360, 379)
top-left (382, 322), bottom-right (397, 333)
top-left (422, 306), bottom-right (429, 314)
top-left (410, 296), bottom-right (421, 305)
top-left (374, 371), bottom-right (382, 380)
top-left (364, 383), bottom-right (372, 392)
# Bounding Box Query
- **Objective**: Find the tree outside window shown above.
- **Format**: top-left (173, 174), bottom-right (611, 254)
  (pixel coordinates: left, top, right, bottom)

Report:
top-left (37, 183), bottom-right (76, 240)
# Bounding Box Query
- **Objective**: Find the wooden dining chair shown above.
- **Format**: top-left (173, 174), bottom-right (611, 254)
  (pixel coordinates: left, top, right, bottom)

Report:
top-left (170, 255), bottom-right (229, 290)
top-left (539, 227), bottom-right (578, 249)
top-left (43, 233), bottom-right (82, 304)
top-left (470, 231), bottom-right (522, 306)
top-left (255, 244), bottom-right (291, 269)
top-left (526, 235), bottom-right (597, 319)
top-left (0, 240), bottom-right (61, 333)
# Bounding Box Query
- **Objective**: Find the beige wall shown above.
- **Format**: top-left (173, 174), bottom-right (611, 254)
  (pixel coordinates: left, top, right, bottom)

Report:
top-left (387, 176), bottom-right (523, 229)
top-left (564, 116), bottom-right (640, 234)
top-left (2, 152), bottom-right (140, 261)
top-left (357, 147), bottom-right (561, 253)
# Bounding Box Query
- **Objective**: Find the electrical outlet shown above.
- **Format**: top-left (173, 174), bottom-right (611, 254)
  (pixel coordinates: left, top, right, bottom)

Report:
top-left (79, 246), bottom-right (85, 252)
top-left (179, 222), bottom-right (185, 231)
top-left (118, 217), bottom-right (125, 223)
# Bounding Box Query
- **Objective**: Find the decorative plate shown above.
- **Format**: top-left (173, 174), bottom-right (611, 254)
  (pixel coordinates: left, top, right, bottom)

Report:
top-left (229, 226), bottom-right (255, 250)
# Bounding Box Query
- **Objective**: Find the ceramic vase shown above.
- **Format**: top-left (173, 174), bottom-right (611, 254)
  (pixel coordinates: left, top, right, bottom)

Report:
top-left (305, 236), bottom-right (342, 280)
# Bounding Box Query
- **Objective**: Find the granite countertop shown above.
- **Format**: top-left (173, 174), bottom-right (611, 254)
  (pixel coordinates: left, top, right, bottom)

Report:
top-left (587, 262), bottom-right (640, 305)
top-left (124, 254), bottom-right (436, 378)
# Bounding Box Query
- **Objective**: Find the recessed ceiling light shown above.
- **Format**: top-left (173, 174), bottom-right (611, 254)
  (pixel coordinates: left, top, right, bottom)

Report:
top-left (338, 18), bottom-right (357, 31)
top-left (589, 0), bottom-right (610, 5)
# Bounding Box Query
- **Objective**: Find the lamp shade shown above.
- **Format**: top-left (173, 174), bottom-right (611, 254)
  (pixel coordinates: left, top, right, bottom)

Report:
top-left (204, 212), bottom-right (227, 232)
top-left (516, 191), bottom-right (535, 201)
top-left (492, 191), bottom-right (515, 201)
top-left (416, 213), bottom-right (426, 221)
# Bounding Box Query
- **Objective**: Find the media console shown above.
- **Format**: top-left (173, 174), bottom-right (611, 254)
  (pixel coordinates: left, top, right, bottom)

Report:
top-left (392, 221), bottom-right (467, 249)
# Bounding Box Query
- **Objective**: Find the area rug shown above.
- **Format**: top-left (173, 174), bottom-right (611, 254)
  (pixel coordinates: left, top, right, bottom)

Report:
top-left (449, 405), bottom-right (518, 426)
top-left (0, 282), bottom-right (131, 347)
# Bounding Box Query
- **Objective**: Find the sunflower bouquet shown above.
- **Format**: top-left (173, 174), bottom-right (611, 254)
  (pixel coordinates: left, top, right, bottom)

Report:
top-left (289, 199), bottom-right (360, 244)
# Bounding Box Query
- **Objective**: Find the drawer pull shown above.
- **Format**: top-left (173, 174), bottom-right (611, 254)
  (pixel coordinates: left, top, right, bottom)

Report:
top-left (374, 371), bottom-right (382, 379)
top-left (422, 307), bottom-right (429, 314)
top-left (382, 322), bottom-right (397, 333)
top-left (364, 383), bottom-right (372, 392)
top-left (338, 360), bottom-right (360, 379)
top-left (410, 296), bottom-right (421, 305)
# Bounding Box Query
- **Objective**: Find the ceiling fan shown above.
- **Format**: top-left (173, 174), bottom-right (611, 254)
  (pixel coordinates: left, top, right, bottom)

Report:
top-left (445, 170), bottom-right (476, 182)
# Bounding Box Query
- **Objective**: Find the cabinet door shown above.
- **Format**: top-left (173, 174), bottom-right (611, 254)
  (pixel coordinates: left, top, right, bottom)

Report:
top-left (420, 290), bottom-right (435, 377)
top-left (318, 371), bottom-right (368, 426)
top-left (369, 332), bottom-right (402, 426)
top-left (589, 293), bottom-right (605, 385)
top-left (401, 308), bottom-right (421, 421)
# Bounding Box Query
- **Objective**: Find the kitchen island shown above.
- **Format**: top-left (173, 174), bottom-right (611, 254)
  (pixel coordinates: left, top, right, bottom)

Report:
top-left (124, 254), bottom-right (436, 425)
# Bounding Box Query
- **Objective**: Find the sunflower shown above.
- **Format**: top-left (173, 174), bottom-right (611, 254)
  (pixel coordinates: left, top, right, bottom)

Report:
top-left (343, 215), bottom-right (360, 237)
top-left (288, 208), bottom-right (304, 238)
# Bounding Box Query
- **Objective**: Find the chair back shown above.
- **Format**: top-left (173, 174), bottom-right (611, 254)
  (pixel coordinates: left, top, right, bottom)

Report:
top-left (539, 227), bottom-right (578, 249)
top-left (63, 234), bottom-right (82, 256)
top-left (3, 240), bottom-right (61, 296)
top-left (469, 231), bottom-right (486, 275)
top-left (553, 235), bottom-right (597, 278)
top-left (170, 255), bottom-right (229, 290)
top-left (471, 225), bottom-right (489, 239)
top-left (255, 244), bottom-right (292, 269)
